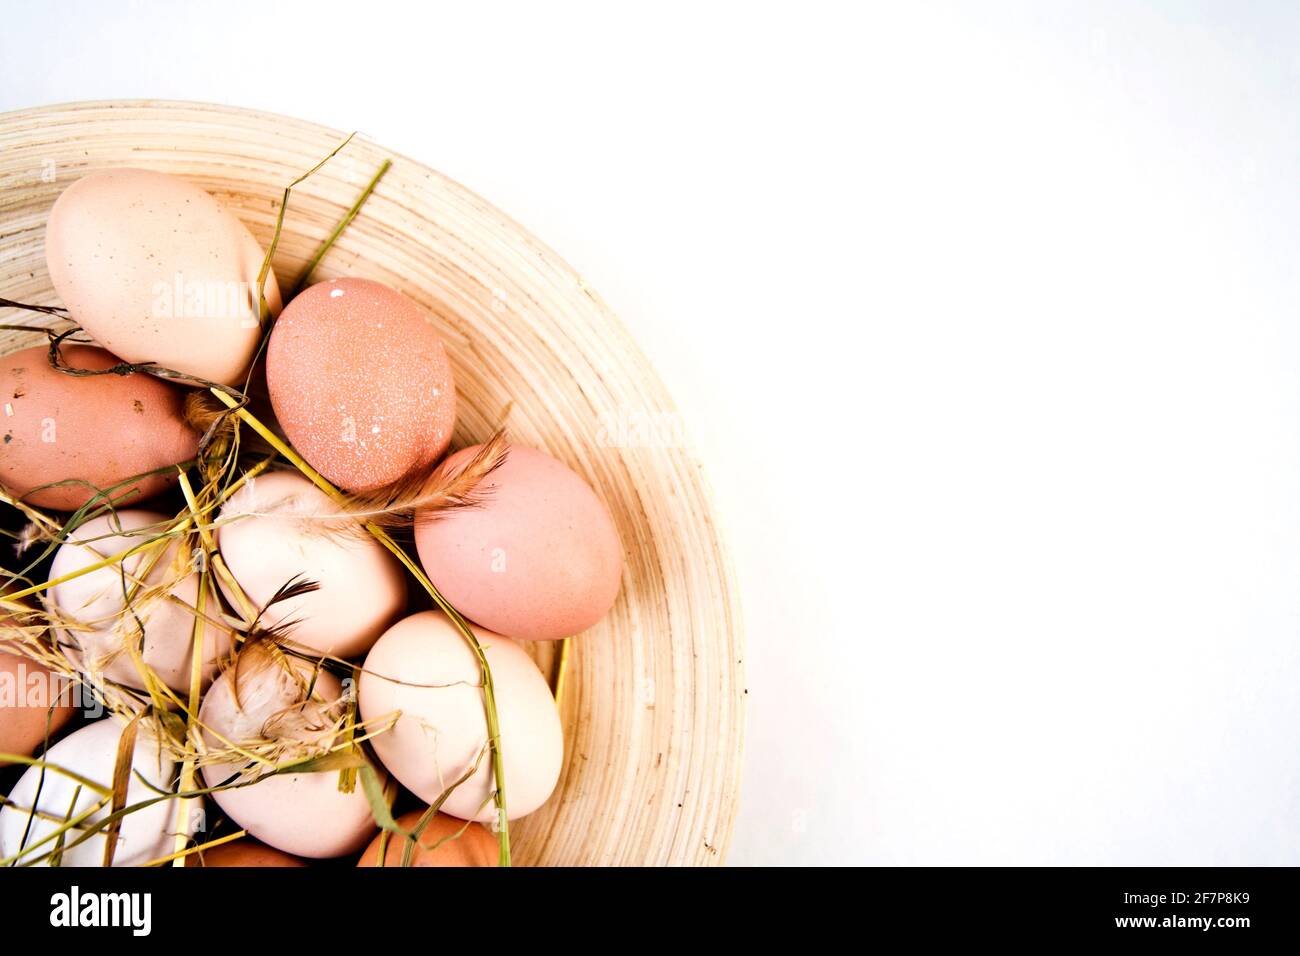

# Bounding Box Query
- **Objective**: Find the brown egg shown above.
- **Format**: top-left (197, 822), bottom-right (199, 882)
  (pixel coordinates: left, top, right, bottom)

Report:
top-left (266, 278), bottom-right (456, 492)
top-left (357, 810), bottom-right (498, 867)
top-left (186, 838), bottom-right (307, 867)
top-left (0, 345), bottom-right (199, 510)
top-left (0, 587), bottom-right (77, 767)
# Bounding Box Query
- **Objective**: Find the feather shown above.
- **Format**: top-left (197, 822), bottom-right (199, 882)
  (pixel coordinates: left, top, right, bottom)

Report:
top-left (230, 575), bottom-right (320, 709)
top-left (334, 427), bottom-right (510, 532)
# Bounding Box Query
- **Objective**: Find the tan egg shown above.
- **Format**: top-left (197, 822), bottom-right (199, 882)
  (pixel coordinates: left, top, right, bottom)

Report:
top-left (199, 653), bottom-right (377, 858)
top-left (0, 717), bottom-right (196, 866)
top-left (186, 837), bottom-right (307, 867)
top-left (215, 470), bottom-right (406, 658)
top-left (359, 611), bottom-right (563, 822)
top-left (0, 587), bottom-right (77, 766)
top-left (414, 445), bottom-right (623, 641)
top-left (46, 510), bottom-right (234, 693)
top-left (266, 278), bottom-right (456, 492)
top-left (44, 168), bottom-right (281, 386)
top-left (0, 345), bottom-right (199, 511)
top-left (357, 810), bottom-right (498, 867)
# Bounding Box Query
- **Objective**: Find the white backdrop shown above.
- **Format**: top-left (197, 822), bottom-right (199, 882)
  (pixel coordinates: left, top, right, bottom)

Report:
top-left (4, 1), bottom-right (1300, 865)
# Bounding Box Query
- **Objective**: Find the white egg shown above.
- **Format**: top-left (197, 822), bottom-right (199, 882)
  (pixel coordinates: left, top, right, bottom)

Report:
top-left (46, 510), bottom-right (234, 692)
top-left (359, 611), bottom-right (563, 822)
top-left (199, 651), bottom-right (377, 858)
top-left (215, 471), bottom-right (407, 658)
top-left (0, 718), bottom-right (197, 867)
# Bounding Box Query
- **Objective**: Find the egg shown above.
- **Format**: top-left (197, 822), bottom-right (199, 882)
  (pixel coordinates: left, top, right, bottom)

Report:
top-left (266, 278), bottom-right (456, 491)
top-left (0, 345), bottom-right (199, 511)
top-left (359, 611), bottom-right (563, 822)
top-left (47, 510), bottom-right (234, 692)
top-left (0, 717), bottom-right (196, 866)
top-left (185, 837), bottom-right (307, 867)
top-left (414, 445), bottom-right (623, 641)
top-left (44, 168), bottom-right (281, 385)
top-left (357, 810), bottom-right (498, 867)
top-left (199, 650), bottom-right (378, 858)
top-left (0, 651), bottom-right (78, 766)
top-left (215, 470), bottom-right (406, 657)
top-left (0, 588), bottom-right (77, 766)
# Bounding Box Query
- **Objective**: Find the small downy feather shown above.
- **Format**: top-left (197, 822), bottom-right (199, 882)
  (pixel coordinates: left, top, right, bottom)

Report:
top-left (183, 390), bottom-right (237, 455)
top-left (12, 520), bottom-right (56, 557)
top-left (230, 575), bottom-right (320, 710)
top-left (221, 637), bottom-right (341, 754)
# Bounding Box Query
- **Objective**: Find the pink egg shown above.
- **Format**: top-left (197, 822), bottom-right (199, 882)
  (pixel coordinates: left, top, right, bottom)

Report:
top-left (414, 445), bottom-right (623, 641)
top-left (265, 278), bottom-right (456, 492)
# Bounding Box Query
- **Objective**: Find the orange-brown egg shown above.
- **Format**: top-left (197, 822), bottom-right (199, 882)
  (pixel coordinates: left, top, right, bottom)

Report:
top-left (1, 588), bottom-right (77, 766)
top-left (266, 278), bottom-right (456, 492)
top-left (186, 838), bottom-right (307, 867)
top-left (357, 810), bottom-right (498, 867)
top-left (0, 652), bottom-right (77, 767)
top-left (0, 345), bottom-right (199, 511)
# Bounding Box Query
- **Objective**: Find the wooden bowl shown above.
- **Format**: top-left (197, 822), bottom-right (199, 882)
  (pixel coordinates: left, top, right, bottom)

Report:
top-left (0, 101), bottom-right (745, 865)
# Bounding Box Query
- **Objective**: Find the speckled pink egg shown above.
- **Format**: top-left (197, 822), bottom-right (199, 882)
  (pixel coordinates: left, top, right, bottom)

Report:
top-left (358, 611), bottom-right (563, 822)
top-left (265, 278), bottom-right (456, 492)
top-left (45, 168), bottom-right (281, 386)
top-left (414, 445), bottom-right (623, 641)
top-left (0, 345), bottom-right (199, 511)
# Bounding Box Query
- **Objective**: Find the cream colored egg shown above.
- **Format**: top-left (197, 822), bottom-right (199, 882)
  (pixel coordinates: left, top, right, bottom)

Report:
top-left (0, 717), bottom-right (197, 866)
top-left (44, 168), bottom-right (282, 386)
top-left (359, 611), bottom-right (563, 822)
top-left (199, 652), bottom-right (377, 858)
top-left (215, 470), bottom-right (407, 658)
top-left (46, 510), bottom-right (234, 692)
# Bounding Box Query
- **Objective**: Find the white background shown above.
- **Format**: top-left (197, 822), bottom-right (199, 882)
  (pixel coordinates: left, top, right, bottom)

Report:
top-left (4, 1), bottom-right (1300, 865)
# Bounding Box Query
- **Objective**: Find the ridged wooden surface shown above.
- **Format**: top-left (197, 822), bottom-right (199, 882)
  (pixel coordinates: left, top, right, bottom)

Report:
top-left (0, 101), bottom-right (745, 866)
